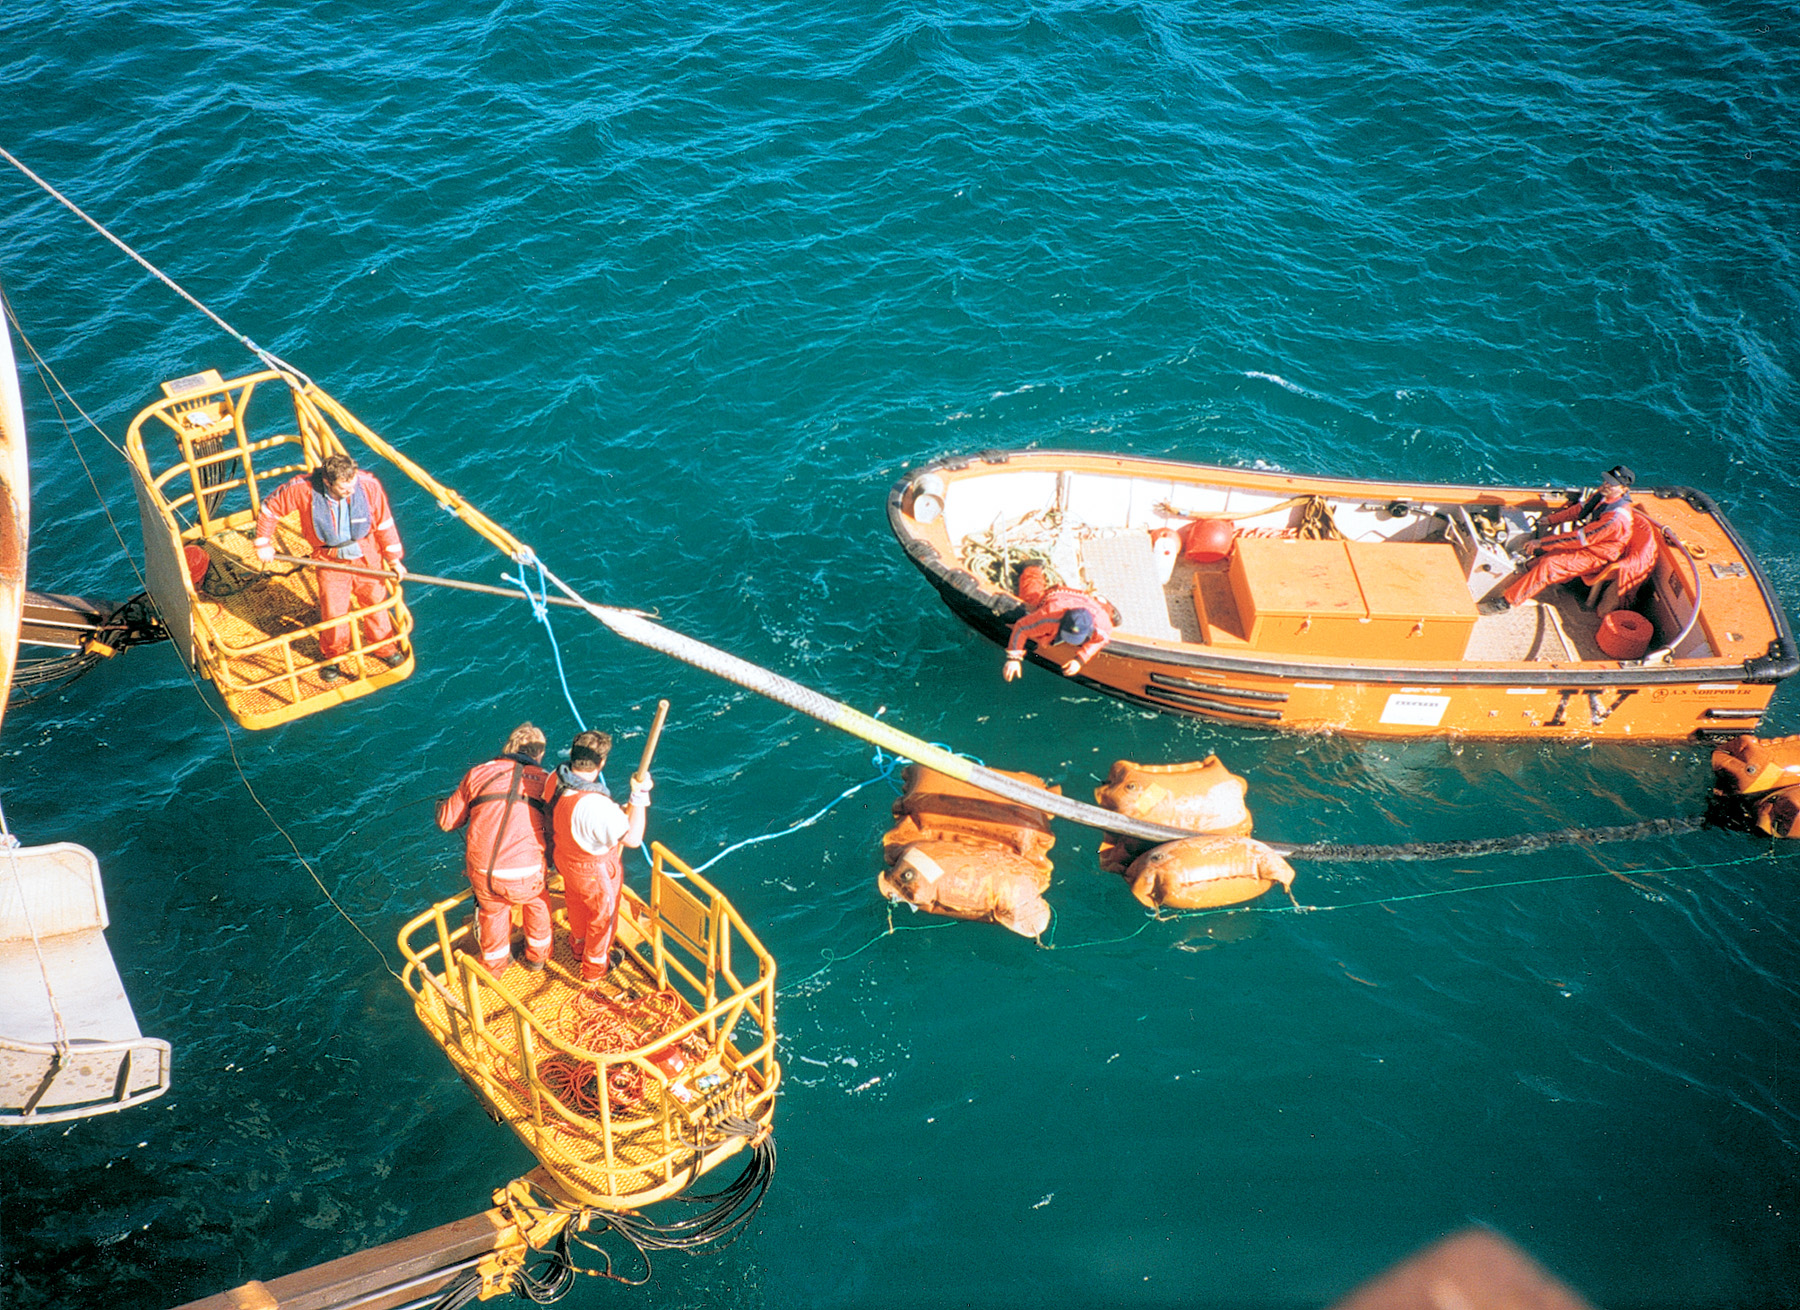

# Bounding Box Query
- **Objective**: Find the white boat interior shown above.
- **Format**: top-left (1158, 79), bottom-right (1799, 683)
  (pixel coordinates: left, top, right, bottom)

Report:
top-left (938, 467), bottom-right (1712, 666)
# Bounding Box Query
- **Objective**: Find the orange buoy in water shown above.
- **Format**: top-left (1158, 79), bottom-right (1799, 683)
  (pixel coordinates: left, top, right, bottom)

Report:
top-left (878, 764), bottom-right (1059, 936)
top-left (1596, 610), bottom-right (1653, 659)
top-left (1711, 734), bottom-right (1800, 797)
top-left (1182, 518), bottom-right (1235, 563)
top-left (1754, 785), bottom-right (1800, 838)
top-left (879, 842), bottom-right (1052, 938)
top-left (1094, 756), bottom-right (1253, 873)
top-left (1126, 836), bottom-right (1296, 910)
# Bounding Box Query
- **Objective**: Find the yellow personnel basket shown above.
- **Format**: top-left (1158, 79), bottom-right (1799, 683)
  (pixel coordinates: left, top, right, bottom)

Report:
top-left (397, 843), bottom-right (780, 1211)
top-left (123, 368), bottom-right (415, 728)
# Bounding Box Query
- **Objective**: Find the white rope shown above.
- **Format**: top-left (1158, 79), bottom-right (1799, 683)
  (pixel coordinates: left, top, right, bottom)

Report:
top-left (0, 146), bottom-right (1193, 849)
top-left (0, 145), bottom-right (312, 389)
top-left (0, 798), bottom-right (71, 1058)
top-left (523, 558), bottom-right (1199, 846)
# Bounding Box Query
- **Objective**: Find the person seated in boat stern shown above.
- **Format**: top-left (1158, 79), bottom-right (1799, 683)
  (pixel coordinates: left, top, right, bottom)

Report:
top-left (1002, 561), bottom-right (1114, 681)
top-left (1480, 465), bottom-right (1635, 615)
top-left (541, 730), bottom-right (651, 984)
top-left (253, 452), bottom-right (408, 684)
top-left (436, 722), bottom-right (555, 976)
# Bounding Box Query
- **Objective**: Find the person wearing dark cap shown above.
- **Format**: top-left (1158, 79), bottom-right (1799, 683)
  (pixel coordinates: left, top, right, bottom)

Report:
top-left (1481, 466), bottom-right (1638, 614)
top-left (1002, 561), bottom-right (1115, 680)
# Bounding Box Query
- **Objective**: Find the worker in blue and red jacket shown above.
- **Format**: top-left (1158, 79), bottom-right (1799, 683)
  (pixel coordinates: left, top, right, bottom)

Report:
top-left (254, 452), bottom-right (407, 684)
top-left (1483, 465), bottom-right (1637, 614)
top-left (436, 723), bottom-right (554, 976)
top-left (1002, 562), bottom-right (1114, 681)
top-left (542, 729), bottom-right (651, 984)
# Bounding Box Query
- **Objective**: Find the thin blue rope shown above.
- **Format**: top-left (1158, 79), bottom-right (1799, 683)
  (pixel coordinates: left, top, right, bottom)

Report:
top-left (501, 557), bottom-right (587, 732)
top-left (686, 747), bottom-right (906, 878)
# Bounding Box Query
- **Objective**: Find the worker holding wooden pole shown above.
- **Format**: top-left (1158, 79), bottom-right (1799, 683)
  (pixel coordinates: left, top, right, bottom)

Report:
top-left (543, 700), bottom-right (668, 984)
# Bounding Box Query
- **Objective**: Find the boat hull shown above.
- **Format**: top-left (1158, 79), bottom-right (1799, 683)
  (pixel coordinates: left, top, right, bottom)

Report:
top-left (890, 451), bottom-right (1795, 741)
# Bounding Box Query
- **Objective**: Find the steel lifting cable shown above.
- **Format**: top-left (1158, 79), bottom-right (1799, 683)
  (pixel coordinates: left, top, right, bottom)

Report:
top-left (0, 147), bottom-right (312, 390)
top-left (1275, 815), bottom-right (1710, 863)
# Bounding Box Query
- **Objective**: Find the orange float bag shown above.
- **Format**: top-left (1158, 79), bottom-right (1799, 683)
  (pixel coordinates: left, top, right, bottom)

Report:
top-left (1126, 836), bottom-right (1296, 910)
top-left (879, 842), bottom-right (1052, 938)
top-left (1711, 735), bottom-right (1800, 797)
top-left (878, 766), bottom-right (1059, 936)
top-left (883, 764), bottom-right (1058, 877)
top-left (1094, 756), bottom-right (1253, 873)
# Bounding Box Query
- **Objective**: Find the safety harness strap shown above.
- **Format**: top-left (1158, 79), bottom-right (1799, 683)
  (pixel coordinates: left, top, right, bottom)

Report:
top-left (481, 763), bottom-right (525, 897)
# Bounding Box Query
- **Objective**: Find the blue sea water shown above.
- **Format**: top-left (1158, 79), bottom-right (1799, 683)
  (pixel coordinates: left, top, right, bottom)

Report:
top-left (2, 3), bottom-right (1798, 1307)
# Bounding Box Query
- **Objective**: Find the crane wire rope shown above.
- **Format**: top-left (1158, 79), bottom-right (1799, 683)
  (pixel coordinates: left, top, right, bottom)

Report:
top-left (0, 147), bottom-right (310, 389)
top-left (0, 797), bottom-right (71, 1060)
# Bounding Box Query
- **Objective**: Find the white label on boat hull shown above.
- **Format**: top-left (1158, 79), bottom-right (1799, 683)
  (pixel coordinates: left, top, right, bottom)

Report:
top-left (1506, 687), bottom-right (1548, 695)
top-left (1380, 693), bottom-right (1451, 726)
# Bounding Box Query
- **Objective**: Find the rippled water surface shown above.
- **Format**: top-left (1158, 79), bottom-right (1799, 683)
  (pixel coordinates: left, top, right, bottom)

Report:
top-left (2, 3), bottom-right (1797, 1307)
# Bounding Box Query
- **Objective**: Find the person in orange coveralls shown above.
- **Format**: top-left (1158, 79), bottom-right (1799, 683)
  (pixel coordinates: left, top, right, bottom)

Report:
top-left (1002, 561), bottom-right (1114, 680)
top-left (437, 723), bottom-right (554, 976)
top-left (1482, 465), bottom-right (1636, 614)
top-left (254, 452), bottom-right (407, 683)
top-left (543, 730), bottom-right (651, 984)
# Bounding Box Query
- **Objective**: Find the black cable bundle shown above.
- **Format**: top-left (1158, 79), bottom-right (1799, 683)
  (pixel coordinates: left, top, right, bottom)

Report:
top-left (8, 593), bottom-right (168, 703)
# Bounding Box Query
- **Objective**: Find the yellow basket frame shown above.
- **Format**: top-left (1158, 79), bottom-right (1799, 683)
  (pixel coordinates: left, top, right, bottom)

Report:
top-left (123, 370), bottom-right (416, 727)
top-left (396, 843), bottom-right (780, 1210)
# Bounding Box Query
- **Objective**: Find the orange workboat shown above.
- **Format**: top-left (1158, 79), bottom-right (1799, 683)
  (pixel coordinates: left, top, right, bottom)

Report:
top-left (889, 450), bottom-right (1795, 741)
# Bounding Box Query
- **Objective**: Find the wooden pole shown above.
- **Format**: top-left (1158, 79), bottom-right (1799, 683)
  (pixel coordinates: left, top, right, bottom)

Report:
top-left (633, 699), bottom-right (670, 790)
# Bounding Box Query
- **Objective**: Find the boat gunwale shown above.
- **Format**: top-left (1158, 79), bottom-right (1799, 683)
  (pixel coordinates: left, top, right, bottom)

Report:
top-left (887, 449), bottom-right (1799, 691)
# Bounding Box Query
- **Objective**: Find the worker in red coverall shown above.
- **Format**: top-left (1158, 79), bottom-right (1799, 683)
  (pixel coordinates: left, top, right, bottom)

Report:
top-left (1002, 561), bottom-right (1114, 681)
top-left (437, 723), bottom-right (555, 975)
top-left (543, 730), bottom-right (651, 984)
top-left (1482, 465), bottom-right (1636, 614)
top-left (254, 452), bottom-right (407, 684)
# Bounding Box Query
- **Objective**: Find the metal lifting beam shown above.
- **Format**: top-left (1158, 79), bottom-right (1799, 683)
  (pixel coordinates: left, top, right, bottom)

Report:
top-left (167, 1174), bottom-right (573, 1310)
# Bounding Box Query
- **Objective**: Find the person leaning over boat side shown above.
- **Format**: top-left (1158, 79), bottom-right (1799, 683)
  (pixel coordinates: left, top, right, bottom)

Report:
top-left (1480, 465), bottom-right (1636, 615)
top-left (1002, 562), bottom-right (1114, 681)
top-left (436, 722), bottom-right (555, 975)
top-left (542, 730), bottom-right (651, 984)
top-left (253, 452), bottom-right (407, 684)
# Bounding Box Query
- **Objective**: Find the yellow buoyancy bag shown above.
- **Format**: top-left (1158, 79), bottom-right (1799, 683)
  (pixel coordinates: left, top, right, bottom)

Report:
top-left (1094, 756), bottom-right (1253, 873)
top-left (1125, 836), bottom-right (1297, 911)
top-left (879, 842), bottom-right (1053, 938)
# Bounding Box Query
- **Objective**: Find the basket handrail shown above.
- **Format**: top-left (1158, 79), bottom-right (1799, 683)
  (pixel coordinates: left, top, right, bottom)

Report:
top-left (397, 884), bottom-right (775, 1068)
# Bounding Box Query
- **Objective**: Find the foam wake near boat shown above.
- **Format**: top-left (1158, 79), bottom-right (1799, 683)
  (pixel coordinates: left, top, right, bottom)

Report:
top-left (889, 450), bottom-right (1796, 741)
